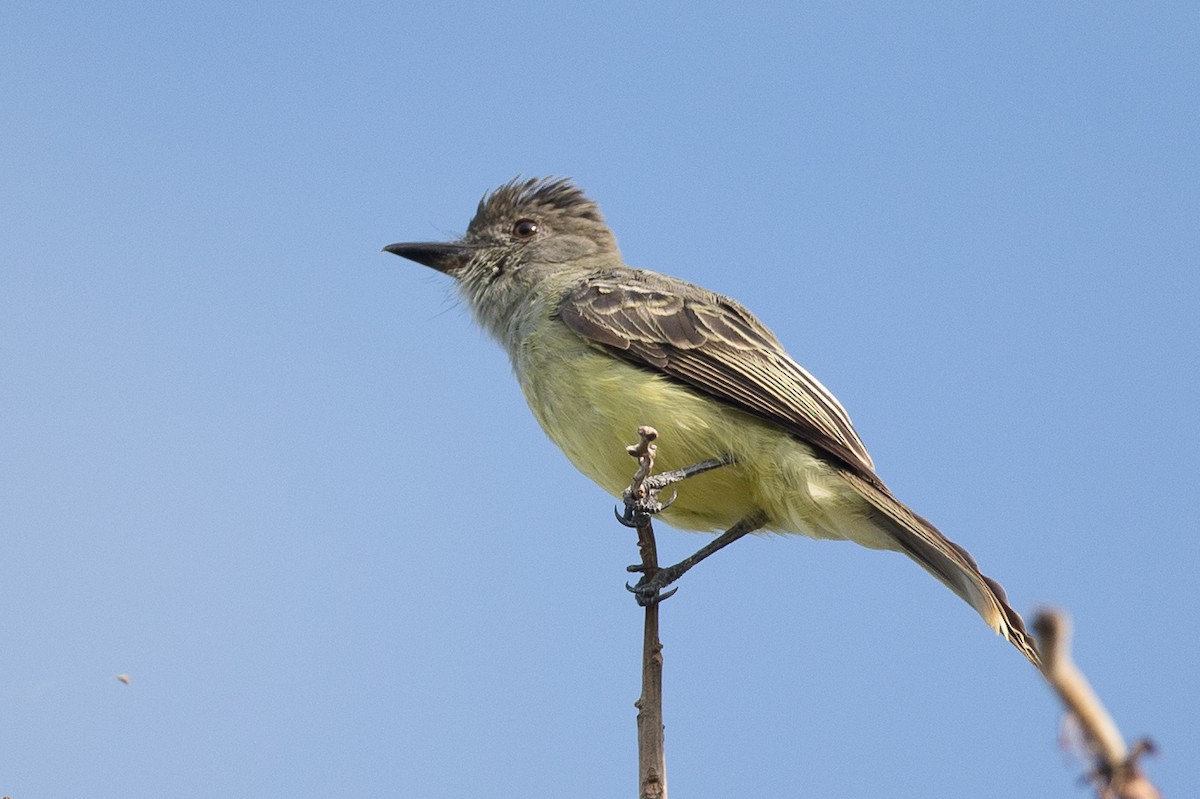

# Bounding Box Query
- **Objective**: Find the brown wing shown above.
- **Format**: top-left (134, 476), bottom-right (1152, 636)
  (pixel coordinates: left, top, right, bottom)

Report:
top-left (557, 270), bottom-right (1040, 664)
top-left (555, 270), bottom-right (876, 478)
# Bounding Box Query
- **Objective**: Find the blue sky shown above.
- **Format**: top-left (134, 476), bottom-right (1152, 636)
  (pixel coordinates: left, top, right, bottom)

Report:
top-left (2, 2), bottom-right (1196, 796)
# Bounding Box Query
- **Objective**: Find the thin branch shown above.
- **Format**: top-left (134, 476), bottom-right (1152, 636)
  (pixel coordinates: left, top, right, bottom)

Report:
top-left (1033, 609), bottom-right (1161, 799)
top-left (624, 426), bottom-right (667, 799)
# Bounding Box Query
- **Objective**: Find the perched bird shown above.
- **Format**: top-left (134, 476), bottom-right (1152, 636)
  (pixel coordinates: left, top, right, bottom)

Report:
top-left (385, 177), bottom-right (1039, 665)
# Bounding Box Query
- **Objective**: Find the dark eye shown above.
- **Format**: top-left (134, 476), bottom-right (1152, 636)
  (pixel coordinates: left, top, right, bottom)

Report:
top-left (512, 218), bottom-right (539, 239)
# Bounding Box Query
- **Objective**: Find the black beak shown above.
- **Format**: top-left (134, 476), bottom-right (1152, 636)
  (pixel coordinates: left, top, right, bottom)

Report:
top-left (382, 241), bottom-right (474, 275)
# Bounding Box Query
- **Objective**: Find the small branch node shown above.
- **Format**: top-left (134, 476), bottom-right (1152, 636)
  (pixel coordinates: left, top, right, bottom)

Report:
top-left (626, 425), bottom-right (659, 499)
top-left (1033, 608), bottom-right (1161, 799)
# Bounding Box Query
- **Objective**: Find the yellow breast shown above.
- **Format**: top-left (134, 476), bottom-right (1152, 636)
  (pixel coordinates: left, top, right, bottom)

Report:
top-left (512, 321), bottom-right (871, 540)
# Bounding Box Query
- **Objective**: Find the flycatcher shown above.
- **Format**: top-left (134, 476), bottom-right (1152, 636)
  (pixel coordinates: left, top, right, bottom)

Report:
top-left (385, 177), bottom-right (1039, 665)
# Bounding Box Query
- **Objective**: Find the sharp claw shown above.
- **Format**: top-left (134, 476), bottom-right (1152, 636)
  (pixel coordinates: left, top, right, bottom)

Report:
top-left (631, 585), bottom-right (679, 607)
top-left (659, 490), bottom-right (678, 511)
top-left (614, 505), bottom-right (640, 528)
top-left (625, 577), bottom-right (679, 606)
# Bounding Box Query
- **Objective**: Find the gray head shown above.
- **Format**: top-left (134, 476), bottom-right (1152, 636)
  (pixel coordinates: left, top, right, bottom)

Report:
top-left (384, 177), bottom-right (620, 286)
top-left (384, 177), bottom-right (623, 344)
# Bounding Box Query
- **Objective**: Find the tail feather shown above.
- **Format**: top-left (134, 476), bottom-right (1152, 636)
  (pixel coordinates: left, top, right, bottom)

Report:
top-left (840, 470), bottom-right (1041, 667)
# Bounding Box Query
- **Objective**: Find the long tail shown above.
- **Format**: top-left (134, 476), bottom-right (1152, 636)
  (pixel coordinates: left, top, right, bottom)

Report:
top-left (839, 470), bottom-right (1041, 667)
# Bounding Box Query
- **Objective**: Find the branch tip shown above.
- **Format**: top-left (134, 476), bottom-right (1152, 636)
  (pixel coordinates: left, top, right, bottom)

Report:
top-left (1033, 607), bottom-right (1160, 799)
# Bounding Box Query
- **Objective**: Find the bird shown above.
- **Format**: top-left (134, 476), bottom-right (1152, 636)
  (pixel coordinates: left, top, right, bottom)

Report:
top-left (384, 176), bottom-right (1039, 666)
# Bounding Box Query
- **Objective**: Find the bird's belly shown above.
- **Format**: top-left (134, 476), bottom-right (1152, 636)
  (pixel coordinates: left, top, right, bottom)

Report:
top-left (514, 329), bottom-right (878, 540)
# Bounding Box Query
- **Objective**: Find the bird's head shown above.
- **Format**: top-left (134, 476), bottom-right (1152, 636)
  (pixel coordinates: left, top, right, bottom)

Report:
top-left (384, 177), bottom-right (620, 288)
top-left (384, 177), bottom-right (623, 347)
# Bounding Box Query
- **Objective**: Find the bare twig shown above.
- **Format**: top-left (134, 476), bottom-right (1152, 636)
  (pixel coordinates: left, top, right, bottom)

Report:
top-left (625, 426), bottom-right (667, 799)
top-left (626, 425), bottom-right (659, 500)
top-left (1033, 609), bottom-right (1160, 799)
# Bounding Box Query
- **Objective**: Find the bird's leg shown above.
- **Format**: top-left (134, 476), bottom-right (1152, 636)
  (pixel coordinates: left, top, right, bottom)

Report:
top-left (627, 510), bottom-right (768, 607)
top-left (642, 457), bottom-right (731, 492)
top-left (615, 456), bottom-right (730, 529)
top-left (615, 443), bottom-right (758, 605)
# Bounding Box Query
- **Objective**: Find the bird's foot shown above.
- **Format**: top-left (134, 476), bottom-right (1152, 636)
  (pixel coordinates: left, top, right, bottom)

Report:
top-left (614, 490), bottom-right (677, 528)
top-left (624, 564), bottom-right (684, 606)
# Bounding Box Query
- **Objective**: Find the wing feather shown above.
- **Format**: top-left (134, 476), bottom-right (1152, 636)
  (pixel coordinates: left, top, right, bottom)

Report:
top-left (557, 272), bottom-right (876, 477)
top-left (555, 269), bottom-right (1039, 665)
